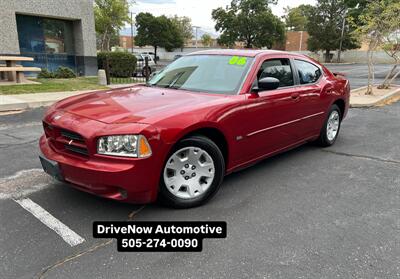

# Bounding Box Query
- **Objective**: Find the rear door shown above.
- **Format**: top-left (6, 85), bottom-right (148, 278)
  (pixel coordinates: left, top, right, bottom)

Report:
top-left (292, 59), bottom-right (327, 137)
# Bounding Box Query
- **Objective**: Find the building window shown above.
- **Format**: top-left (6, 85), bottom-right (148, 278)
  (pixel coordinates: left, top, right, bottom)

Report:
top-left (16, 14), bottom-right (76, 72)
top-left (43, 18), bottom-right (75, 54)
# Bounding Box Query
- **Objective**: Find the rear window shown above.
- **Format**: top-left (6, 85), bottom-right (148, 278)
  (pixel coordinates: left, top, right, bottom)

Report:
top-left (294, 60), bottom-right (322, 84)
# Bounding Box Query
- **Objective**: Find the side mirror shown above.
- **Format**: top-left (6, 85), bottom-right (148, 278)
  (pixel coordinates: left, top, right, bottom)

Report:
top-left (253, 77), bottom-right (280, 92)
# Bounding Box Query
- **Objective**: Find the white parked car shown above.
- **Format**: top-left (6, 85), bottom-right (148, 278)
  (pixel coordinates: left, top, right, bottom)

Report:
top-left (134, 53), bottom-right (157, 77)
top-left (140, 51), bottom-right (160, 61)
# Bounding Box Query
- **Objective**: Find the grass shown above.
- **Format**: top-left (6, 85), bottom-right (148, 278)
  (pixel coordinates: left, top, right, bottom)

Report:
top-left (0, 77), bottom-right (108, 95)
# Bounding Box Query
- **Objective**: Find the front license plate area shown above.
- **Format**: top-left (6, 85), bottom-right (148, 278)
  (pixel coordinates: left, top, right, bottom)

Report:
top-left (39, 155), bottom-right (64, 181)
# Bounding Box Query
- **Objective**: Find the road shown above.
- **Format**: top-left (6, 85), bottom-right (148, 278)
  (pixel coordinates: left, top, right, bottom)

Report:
top-left (1, 68), bottom-right (400, 278)
top-left (324, 64), bottom-right (400, 89)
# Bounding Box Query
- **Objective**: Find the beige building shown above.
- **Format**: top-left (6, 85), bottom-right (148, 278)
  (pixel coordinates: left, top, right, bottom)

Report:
top-left (119, 35), bottom-right (135, 50)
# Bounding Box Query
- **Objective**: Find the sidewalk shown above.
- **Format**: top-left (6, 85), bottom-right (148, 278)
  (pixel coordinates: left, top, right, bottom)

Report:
top-left (1, 84), bottom-right (400, 112)
top-left (0, 84), bottom-right (133, 112)
top-left (350, 85), bottom-right (400, 107)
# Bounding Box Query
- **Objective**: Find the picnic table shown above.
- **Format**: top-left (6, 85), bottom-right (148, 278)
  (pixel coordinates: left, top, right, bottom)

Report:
top-left (0, 56), bottom-right (41, 83)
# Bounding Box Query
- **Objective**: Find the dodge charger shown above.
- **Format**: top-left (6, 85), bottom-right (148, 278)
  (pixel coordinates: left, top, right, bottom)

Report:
top-left (39, 50), bottom-right (350, 208)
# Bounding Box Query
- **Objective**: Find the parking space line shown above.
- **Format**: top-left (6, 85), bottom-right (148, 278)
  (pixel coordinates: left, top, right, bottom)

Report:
top-left (14, 198), bottom-right (85, 247)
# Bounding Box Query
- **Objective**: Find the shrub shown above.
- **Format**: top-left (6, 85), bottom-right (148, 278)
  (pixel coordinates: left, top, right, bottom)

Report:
top-left (97, 51), bottom-right (137, 78)
top-left (37, 69), bottom-right (55, 79)
top-left (54, 66), bottom-right (76, 78)
top-left (37, 67), bottom-right (76, 79)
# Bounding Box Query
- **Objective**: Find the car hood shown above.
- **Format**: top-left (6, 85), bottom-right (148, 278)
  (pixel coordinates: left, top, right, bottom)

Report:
top-left (54, 85), bottom-right (227, 124)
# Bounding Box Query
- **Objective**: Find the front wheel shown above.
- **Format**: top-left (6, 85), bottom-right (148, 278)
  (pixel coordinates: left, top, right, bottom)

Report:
top-left (316, 104), bottom-right (342, 147)
top-left (159, 136), bottom-right (225, 208)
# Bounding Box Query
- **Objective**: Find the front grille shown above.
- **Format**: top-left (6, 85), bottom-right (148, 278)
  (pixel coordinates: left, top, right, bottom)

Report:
top-left (64, 145), bottom-right (89, 156)
top-left (43, 122), bottom-right (89, 157)
top-left (60, 129), bottom-right (85, 142)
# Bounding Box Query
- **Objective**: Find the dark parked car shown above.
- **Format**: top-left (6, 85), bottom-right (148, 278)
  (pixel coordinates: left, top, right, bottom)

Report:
top-left (173, 54), bottom-right (183, 61)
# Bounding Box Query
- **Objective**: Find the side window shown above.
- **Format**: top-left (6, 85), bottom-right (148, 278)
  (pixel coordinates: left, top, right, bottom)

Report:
top-left (294, 60), bottom-right (322, 84)
top-left (257, 58), bottom-right (294, 88)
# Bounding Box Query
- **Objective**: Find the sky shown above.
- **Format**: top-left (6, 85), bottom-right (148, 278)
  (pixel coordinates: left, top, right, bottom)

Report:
top-left (126, 0), bottom-right (316, 37)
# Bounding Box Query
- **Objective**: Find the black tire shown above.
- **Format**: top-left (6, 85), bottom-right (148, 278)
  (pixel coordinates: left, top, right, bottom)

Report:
top-left (142, 66), bottom-right (151, 77)
top-left (158, 136), bottom-right (225, 208)
top-left (316, 104), bottom-right (342, 147)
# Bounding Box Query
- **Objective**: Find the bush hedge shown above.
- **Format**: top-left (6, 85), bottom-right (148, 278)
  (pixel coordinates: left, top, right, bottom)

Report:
top-left (37, 69), bottom-right (55, 79)
top-left (54, 66), bottom-right (76, 78)
top-left (97, 52), bottom-right (137, 78)
top-left (37, 67), bottom-right (76, 79)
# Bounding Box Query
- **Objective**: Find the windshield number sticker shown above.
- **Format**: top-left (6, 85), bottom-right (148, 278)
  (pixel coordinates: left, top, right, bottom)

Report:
top-left (229, 56), bottom-right (247, 66)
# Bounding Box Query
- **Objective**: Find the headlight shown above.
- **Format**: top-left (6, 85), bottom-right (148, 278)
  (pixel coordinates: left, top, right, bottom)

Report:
top-left (97, 135), bottom-right (152, 158)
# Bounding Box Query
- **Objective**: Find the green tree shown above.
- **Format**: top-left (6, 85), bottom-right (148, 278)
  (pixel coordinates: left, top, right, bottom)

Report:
top-left (282, 4), bottom-right (313, 31)
top-left (344, 0), bottom-right (369, 26)
top-left (306, 0), bottom-right (359, 62)
top-left (171, 16), bottom-right (193, 43)
top-left (201, 34), bottom-right (213, 47)
top-left (135, 13), bottom-right (184, 58)
top-left (355, 0), bottom-right (400, 94)
top-left (212, 0), bottom-right (285, 48)
top-left (94, 0), bottom-right (131, 51)
top-left (96, 29), bottom-right (121, 50)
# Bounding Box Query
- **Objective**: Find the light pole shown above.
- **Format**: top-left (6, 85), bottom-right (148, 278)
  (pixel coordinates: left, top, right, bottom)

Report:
top-left (337, 10), bottom-right (347, 63)
top-left (299, 31), bottom-right (303, 51)
top-left (193, 26), bottom-right (200, 48)
top-left (130, 12), bottom-right (136, 53)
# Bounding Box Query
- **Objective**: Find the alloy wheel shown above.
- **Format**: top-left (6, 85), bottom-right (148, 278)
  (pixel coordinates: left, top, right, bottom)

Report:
top-left (326, 110), bottom-right (340, 141)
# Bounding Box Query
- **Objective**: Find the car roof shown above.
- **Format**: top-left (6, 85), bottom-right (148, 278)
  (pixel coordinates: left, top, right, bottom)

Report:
top-left (186, 49), bottom-right (294, 58)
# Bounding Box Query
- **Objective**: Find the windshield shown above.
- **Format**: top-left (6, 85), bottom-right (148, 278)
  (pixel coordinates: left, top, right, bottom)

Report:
top-left (148, 55), bottom-right (254, 94)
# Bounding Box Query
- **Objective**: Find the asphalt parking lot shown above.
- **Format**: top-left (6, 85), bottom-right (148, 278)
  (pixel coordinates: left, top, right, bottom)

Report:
top-left (1, 65), bottom-right (399, 279)
top-left (324, 63), bottom-right (400, 89)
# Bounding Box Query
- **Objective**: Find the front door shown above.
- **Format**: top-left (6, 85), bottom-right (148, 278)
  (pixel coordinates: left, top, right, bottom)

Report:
top-left (236, 58), bottom-right (306, 162)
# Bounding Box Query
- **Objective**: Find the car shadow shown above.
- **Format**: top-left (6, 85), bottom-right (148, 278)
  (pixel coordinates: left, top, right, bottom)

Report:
top-left (27, 143), bottom-right (322, 225)
top-left (136, 143), bottom-right (322, 219)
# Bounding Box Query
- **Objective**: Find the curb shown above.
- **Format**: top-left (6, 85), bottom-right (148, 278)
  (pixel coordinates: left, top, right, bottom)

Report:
top-left (350, 86), bottom-right (400, 108)
top-left (0, 86), bottom-right (129, 112)
top-left (0, 100), bottom-right (58, 111)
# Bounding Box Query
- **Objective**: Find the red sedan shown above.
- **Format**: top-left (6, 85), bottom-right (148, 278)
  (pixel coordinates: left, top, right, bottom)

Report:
top-left (39, 50), bottom-right (350, 208)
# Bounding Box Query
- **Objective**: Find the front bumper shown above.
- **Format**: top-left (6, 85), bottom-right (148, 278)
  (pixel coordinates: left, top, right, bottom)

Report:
top-left (39, 134), bottom-right (161, 203)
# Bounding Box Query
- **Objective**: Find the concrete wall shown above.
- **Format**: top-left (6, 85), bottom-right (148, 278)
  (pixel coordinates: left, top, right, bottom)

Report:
top-left (0, 0), bottom-right (97, 75)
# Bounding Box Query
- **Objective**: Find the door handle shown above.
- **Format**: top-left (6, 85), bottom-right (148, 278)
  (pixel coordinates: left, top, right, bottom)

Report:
top-left (291, 93), bottom-right (300, 99)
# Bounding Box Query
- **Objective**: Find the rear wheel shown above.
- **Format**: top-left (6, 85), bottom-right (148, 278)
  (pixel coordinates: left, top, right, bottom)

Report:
top-left (159, 136), bottom-right (225, 208)
top-left (316, 104), bottom-right (341, 147)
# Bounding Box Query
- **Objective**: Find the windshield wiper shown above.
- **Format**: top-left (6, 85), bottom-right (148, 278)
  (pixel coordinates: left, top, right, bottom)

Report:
top-left (147, 72), bottom-right (185, 89)
top-left (167, 72), bottom-right (185, 89)
top-left (146, 83), bottom-right (167, 88)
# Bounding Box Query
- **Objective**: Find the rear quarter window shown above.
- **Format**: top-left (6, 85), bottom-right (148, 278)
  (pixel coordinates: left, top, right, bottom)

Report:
top-left (294, 60), bottom-right (322, 84)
